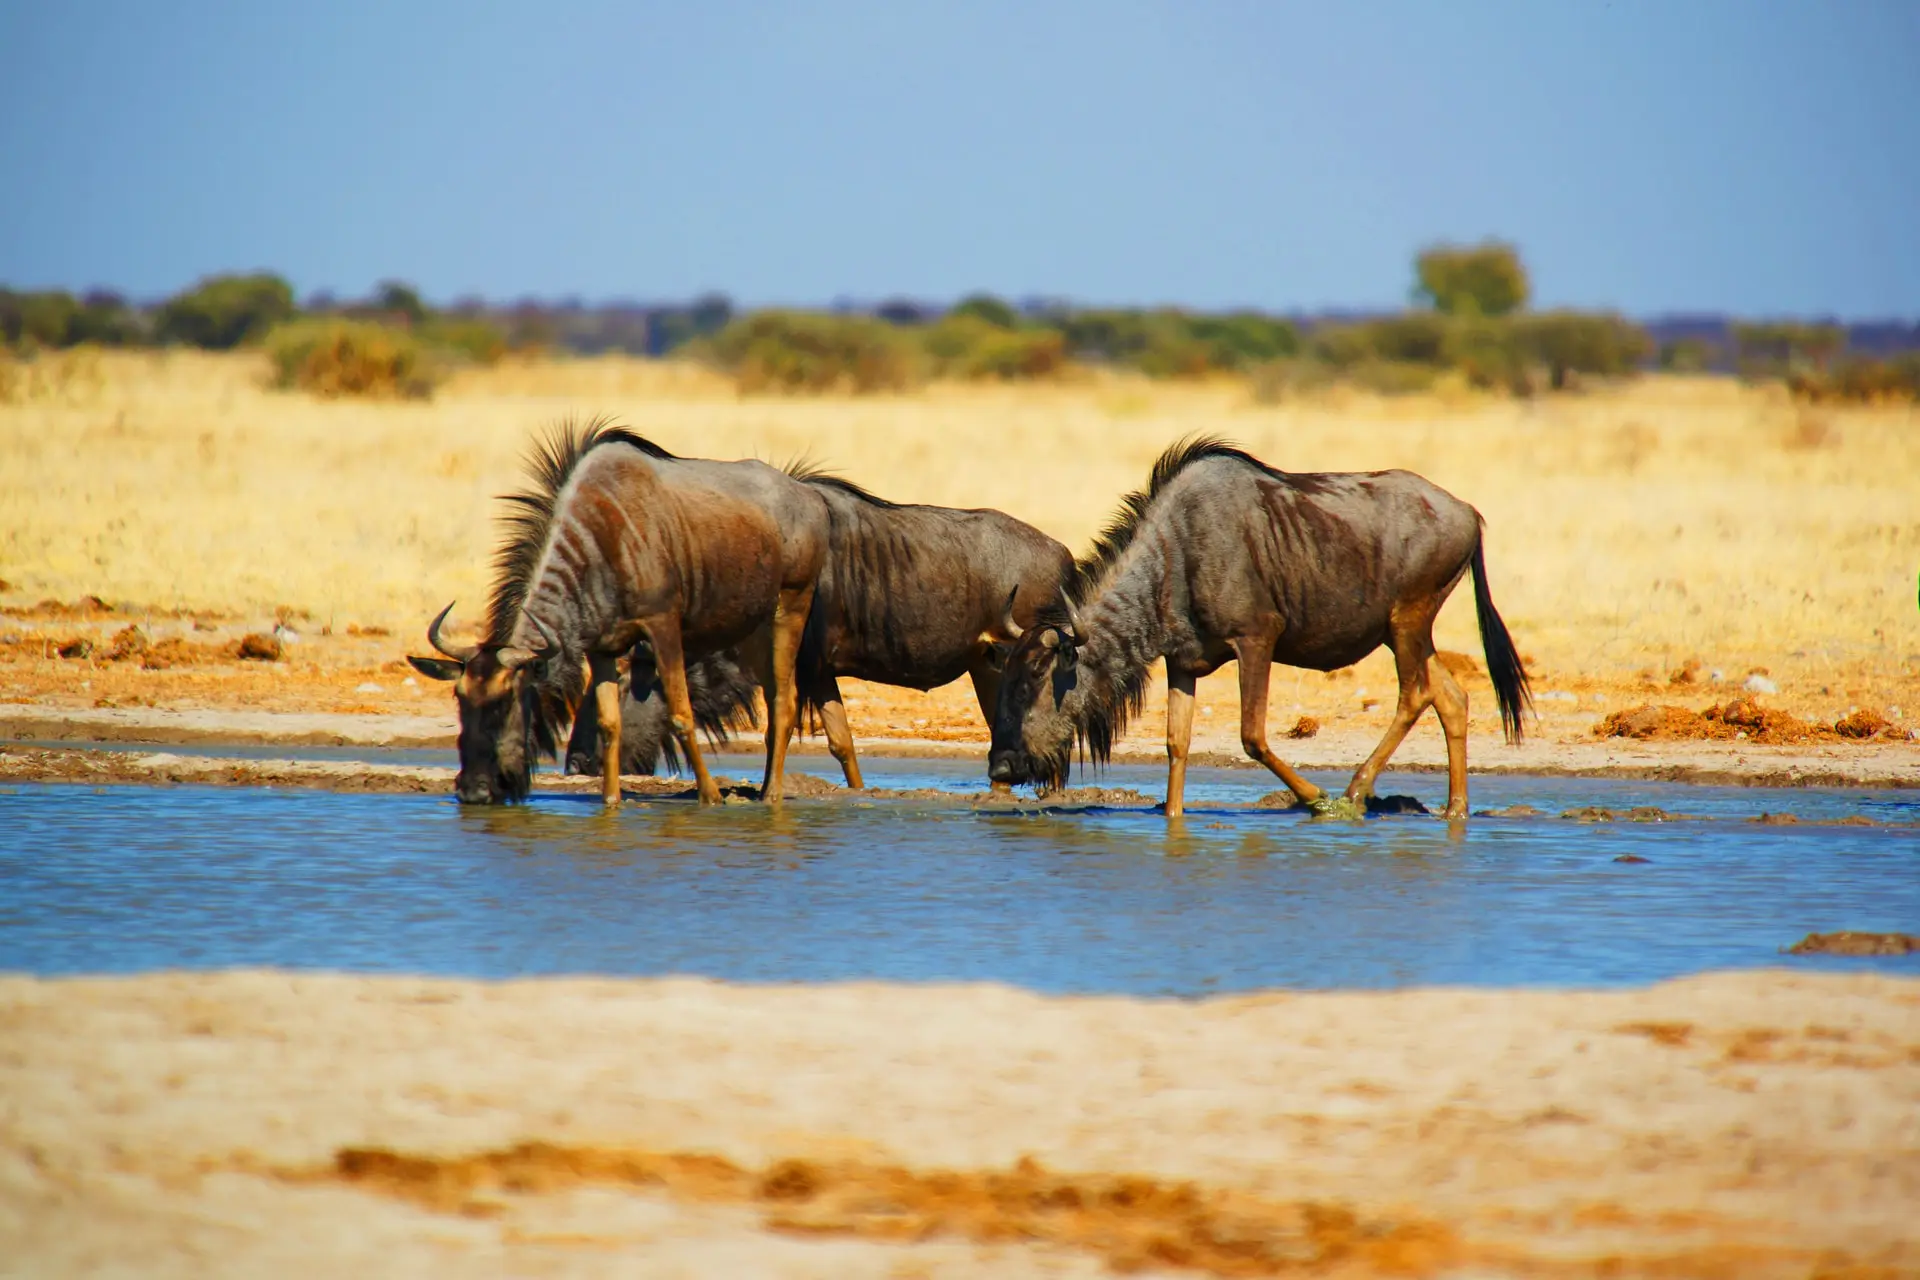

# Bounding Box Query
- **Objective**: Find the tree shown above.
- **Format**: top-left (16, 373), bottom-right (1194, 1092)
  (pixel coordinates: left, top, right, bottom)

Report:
top-left (1413, 240), bottom-right (1530, 317)
top-left (373, 280), bottom-right (429, 327)
top-left (153, 273), bottom-right (296, 349)
top-left (949, 293), bottom-right (1020, 330)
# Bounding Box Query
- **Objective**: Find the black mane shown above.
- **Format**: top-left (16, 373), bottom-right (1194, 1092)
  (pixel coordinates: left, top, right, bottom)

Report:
top-left (1041, 435), bottom-right (1285, 773)
top-left (1066, 433), bottom-right (1282, 607)
top-left (486, 415), bottom-right (677, 771)
top-left (485, 414), bottom-right (675, 643)
top-left (781, 458), bottom-right (903, 510)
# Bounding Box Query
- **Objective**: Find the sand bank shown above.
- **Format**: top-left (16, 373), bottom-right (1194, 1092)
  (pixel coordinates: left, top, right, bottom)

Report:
top-left (1, 970), bottom-right (1916, 1277)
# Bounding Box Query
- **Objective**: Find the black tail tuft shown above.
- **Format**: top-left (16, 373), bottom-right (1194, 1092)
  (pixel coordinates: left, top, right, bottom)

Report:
top-left (1470, 537), bottom-right (1533, 745)
top-left (794, 573), bottom-right (834, 736)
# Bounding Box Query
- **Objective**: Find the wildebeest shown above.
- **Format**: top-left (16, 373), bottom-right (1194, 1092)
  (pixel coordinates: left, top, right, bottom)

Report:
top-left (565, 468), bottom-right (1074, 789)
top-left (562, 647), bottom-right (759, 777)
top-left (987, 435), bottom-right (1532, 819)
top-left (406, 417), bottom-right (829, 807)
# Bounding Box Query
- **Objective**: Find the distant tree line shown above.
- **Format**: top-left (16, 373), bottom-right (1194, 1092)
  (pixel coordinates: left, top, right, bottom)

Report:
top-left (4, 245), bottom-right (1917, 403)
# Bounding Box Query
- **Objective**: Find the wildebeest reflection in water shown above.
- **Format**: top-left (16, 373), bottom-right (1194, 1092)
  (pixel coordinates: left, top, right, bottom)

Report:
top-left (988, 436), bottom-right (1532, 820)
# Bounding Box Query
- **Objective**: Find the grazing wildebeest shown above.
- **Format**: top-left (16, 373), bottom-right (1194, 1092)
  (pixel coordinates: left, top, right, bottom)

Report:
top-left (565, 468), bottom-right (1074, 791)
top-left (987, 435), bottom-right (1532, 819)
top-left (561, 647), bottom-right (759, 778)
top-left (405, 417), bottom-right (829, 807)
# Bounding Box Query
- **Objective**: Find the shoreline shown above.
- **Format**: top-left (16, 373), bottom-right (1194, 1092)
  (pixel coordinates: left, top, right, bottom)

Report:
top-left (4, 703), bottom-right (1918, 793)
top-left (4, 967), bottom-right (1915, 1277)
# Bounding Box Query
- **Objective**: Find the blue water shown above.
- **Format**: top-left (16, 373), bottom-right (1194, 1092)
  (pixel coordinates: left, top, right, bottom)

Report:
top-left (1, 761), bottom-right (1914, 995)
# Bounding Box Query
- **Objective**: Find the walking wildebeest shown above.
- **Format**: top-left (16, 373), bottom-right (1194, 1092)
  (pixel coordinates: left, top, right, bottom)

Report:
top-left (565, 467), bottom-right (1074, 790)
top-left (405, 417), bottom-right (829, 807)
top-left (986, 435), bottom-right (1532, 819)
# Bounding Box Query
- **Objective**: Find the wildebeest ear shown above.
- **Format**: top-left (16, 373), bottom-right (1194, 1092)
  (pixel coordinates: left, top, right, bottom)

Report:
top-left (407, 654), bottom-right (463, 682)
top-left (982, 641), bottom-right (1010, 671)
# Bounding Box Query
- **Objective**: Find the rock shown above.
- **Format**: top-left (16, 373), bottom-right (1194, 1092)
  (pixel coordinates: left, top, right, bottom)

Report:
top-left (1613, 854), bottom-right (1650, 864)
top-left (354, 682), bottom-right (384, 694)
top-left (1743, 674), bottom-right (1779, 695)
top-left (1561, 806), bottom-right (1615, 822)
top-left (1752, 812), bottom-right (1799, 825)
top-left (1285, 716), bottom-right (1319, 739)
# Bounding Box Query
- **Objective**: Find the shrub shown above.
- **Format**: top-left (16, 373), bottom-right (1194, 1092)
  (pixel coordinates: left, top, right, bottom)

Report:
top-left (948, 293), bottom-right (1020, 329)
top-left (265, 319), bottom-right (437, 399)
top-left (1789, 354), bottom-right (1920, 405)
top-left (1514, 311), bottom-right (1652, 389)
top-left (155, 273), bottom-right (296, 349)
top-left (1186, 312), bottom-right (1300, 369)
top-left (705, 311), bottom-right (920, 394)
top-left (421, 317), bottom-right (508, 366)
top-left (921, 314), bottom-right (1067, 381)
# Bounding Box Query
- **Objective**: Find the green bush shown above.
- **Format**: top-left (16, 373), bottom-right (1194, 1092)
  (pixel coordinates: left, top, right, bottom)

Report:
top-left (265, 319), bottom-right (437, 399)
top-left (947, 293), bottom-right (1021, 329)
top-left (155, 273), bottom-right (295, 349)
top-left (705, 311), bottom-right (920, 394)
top-left (1789, 354), bottom-right (1920, 404)
top-left (420, 317), bottom-right (508, 366)
top-left (921, 314), bottom-right (1067, 380)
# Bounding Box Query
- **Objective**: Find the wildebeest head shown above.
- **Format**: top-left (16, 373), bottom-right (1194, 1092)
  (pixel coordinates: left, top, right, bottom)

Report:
top-left (987, 589), bottom-right (1084, 791)
top-left (406, 601), bottom-right (556, 804)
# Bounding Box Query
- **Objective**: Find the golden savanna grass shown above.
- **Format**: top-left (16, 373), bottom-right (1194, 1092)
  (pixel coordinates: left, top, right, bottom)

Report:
top-left (2, 348), bottom-right (1917, 729)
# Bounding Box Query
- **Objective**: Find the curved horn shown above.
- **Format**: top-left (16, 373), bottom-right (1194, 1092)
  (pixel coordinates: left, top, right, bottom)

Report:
top-left (525, 611), bottom-right (559, 653)
top-left (998, 587), bottom-right (1023, 641)
top-left (427, 601), bottom-right (477, 664)
top-left (1057, 588), bottom-right (1085, 644)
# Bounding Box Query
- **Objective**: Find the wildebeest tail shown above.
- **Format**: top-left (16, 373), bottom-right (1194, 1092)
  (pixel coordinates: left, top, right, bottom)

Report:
top-left (655, 649), bottom-right (761, 772)
top-left (1470, 535), bottom-right (1533, 745)
top-left (795, 560), bottom-right (837, 734)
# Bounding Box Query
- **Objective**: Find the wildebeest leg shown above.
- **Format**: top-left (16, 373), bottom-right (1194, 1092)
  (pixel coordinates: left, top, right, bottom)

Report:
top-left (966, 654), bottom-right (1012, 796)
top-left (589, 653), bottom-right (623, 807)
top-left (1344, 630), bottom-right (1438, 806)
top-left (641, 615), bottom-right (722, 806)
top-left (1428, 656), bottom-right (1471, 819)
top-left (1164, 666), bottom-right (1197, 818)
top-left (814, 674), bottom-right (865, 789)
top-left (1229, 635), bottom-right (1325, 808)
top-left (759, 585), bottom-right (815, 806)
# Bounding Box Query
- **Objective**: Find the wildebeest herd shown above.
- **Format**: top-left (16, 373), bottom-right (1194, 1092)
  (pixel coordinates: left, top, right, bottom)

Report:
top-left (409, 417), bottom-right (1532, 819)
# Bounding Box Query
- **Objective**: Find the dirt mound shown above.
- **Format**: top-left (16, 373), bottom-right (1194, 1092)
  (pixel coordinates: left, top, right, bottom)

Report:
top-left (1285, 715), bottom-right (1319, 739)
top-left (1594, 697), bottom-right (1904, 745)
top-left (235, 632), bottom-right (283, 661)
top-left (1786, 931), bottom-right (1920, 956)
top-left (1435, 650), bottom-right (1483, 681)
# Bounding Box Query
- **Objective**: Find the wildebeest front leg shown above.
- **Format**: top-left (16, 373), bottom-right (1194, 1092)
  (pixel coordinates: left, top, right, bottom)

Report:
top-left (814, 673), bottom-right (865, 789)
top-left (589, 654), bottom-right (623, 807)
top-left (1163, 666), bottom-right (1198, 818)
top-left (641, 616), bottom-right (722, 806)
top-left (966, 654), bottom-right (1012, 796)
top-left (759, 585), bottom-right (815, 806)
top-left (1229, 635), bottom-right (1325, 809)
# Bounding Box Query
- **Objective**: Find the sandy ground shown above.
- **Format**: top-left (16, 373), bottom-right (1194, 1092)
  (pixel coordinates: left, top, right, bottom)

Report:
top-left (2, 970), bottom-right (1916, 1278)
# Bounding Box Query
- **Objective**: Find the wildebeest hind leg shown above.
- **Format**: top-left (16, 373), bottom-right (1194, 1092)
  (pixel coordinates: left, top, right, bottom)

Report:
top-left (641, 616), bottom-right (721, 806)
top-left (1428, 657), bottom-right (1470, 819)
top-left (1229, 635), bottom-right (1324, 808)
top-left (814, 674), bottom-right (865, 789)
top-left (758, 585), bottom-right (815, 806)
top-left (1345, 634), bottom-right (1437, 805)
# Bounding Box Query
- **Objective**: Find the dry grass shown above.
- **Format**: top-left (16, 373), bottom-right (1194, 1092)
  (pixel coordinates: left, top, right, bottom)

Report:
top-left (2, 350), bottom-right (1917, 729)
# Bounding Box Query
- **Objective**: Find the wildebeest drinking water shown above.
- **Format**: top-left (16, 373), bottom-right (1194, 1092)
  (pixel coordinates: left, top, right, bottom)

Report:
top-left (987, 436), bottom-right (1531, 819)
top-left (565, 468), bottom-right (1073, 790)
top-left (406, 417), bottom-right (829, 807)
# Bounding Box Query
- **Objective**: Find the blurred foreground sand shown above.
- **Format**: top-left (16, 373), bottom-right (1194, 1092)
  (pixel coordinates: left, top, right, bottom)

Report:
top-left (2, 970), bottom-right (1916, 1277)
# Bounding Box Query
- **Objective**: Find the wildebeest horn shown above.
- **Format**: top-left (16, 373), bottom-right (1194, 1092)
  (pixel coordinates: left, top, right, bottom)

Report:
top-left (525, 612), bottom-right (558, 653)
top-left (999, 587), bottom-right (1023, 640)
top-left (427, 601), bottom-right (477, 664)
top-left (1057, 589), bottom-right (1085, 644)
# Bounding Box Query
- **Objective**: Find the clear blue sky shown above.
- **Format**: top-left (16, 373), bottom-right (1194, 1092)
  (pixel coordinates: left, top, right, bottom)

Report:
top-left (4, 1), bottom-right (1916, 317)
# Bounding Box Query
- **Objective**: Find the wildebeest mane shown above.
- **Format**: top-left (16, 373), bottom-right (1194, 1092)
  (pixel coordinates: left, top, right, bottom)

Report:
top-left (781, 458), bottom-right (903, 510)
top-left (486, 414), bottom-right (679, 765)
top-left (485, 415), bottom-right (676, 644)
top-left (1035, 434), bottom-right (1287, 775)
top-left (1067, 434), bottom-right (1283, 603)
